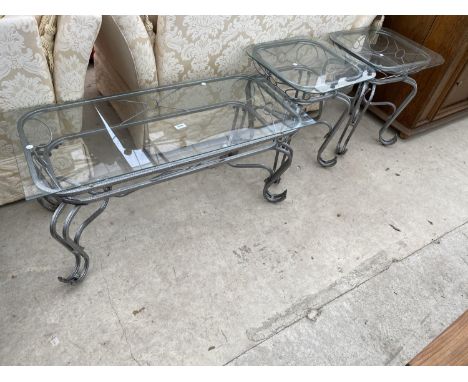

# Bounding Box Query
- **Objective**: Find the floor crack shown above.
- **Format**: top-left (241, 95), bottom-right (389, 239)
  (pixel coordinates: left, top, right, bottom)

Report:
top-left (225, 219), bottom-right (468, 365)
top-left (100, 260), bottom-right (141, 366)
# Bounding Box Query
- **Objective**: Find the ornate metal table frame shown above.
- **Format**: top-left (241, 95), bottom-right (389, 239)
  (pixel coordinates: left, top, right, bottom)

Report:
top-left (255, 70), bottom-right (417, 167)
top-left (329, 26), bottom-right (444, 155)
top-left (334, 72), bottom-right (418, 155)
top-left (16, 76), bottom-right (310, 284)
top-left (248, 32), bottom-right (444, 166)
top-left (251, 60), bottom-right (361, 168)
top-left (271, 63), bottom-right (421, 163)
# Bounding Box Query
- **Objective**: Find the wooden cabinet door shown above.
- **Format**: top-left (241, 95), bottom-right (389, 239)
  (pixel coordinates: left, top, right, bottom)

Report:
top-left (436, 56), bottom-right (468, 120)
top-left (415, 17), bottom-right (468, 127)
top-left (371, 16), bottom-right (468, 135)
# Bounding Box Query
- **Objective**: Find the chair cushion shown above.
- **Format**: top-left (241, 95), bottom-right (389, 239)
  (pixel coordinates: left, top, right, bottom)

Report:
top-left (53, 15), bottom-right (102, 102)
top-left (0, 16), bottom-right (55, 111)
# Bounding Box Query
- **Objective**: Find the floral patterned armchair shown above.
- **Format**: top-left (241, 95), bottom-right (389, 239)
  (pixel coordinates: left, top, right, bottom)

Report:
top-left (0, 15), bottom-right (101, 205)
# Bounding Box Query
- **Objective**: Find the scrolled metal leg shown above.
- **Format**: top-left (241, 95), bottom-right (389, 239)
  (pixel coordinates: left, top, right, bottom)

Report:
top-left (38, 195), bottom-right (61, 212)
top-left (272, 149), bottom-right (281, 173)
top-left (272, 135), bottom-right (292, 184)
top-left (263, 140), bottom-right (293, 203)
top-left (378, 77), bottom-right (417, 146)
top-left (50, 198), bottom-right (109, 284)
top-left (336, 82), bottom-right (374, 155)
top-left (316, 104), bottom-right (350, 167)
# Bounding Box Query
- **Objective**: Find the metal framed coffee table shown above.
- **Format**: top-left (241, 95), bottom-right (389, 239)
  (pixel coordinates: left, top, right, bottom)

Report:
top-left (246, 37), bottom-right (376, 167)
top-left (329, 27), bottom-right (444, 151)
top-left (11, 75), bottom-right (314, 284)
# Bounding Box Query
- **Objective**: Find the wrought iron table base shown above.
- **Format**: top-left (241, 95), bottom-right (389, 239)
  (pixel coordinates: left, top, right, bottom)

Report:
top-left (39, 138), bottom-right (293, 284)
top-left (335, 75), bottom-right (418, 155)
top-left (285, 92), bottom-right (353, 168)
top-left (50, 198), bottom-right (109, 284)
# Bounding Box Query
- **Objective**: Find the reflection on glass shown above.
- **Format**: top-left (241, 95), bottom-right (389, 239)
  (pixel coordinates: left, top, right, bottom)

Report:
top-left (8, 76), bottom-right (312, 200)
top-left (246, 38), bottom-right (375, 94)
top-left (329, 27), bottom-right (444, 74)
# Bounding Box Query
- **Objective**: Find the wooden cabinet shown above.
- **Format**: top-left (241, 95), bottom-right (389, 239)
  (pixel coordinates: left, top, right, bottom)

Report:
top-left (370, 16), bottom-right (468, 137)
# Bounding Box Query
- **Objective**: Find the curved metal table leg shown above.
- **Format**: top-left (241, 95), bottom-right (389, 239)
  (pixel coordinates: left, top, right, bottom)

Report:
top-left (263, 140), bottom-right (293, 203)
top-left (50, 198), bottom-right (109, 284)
top-left (336, 82), bottom-right (374, 155)
top-left (38, 195), bottom-right (61, 212)
top-left (272, 135), bottom-right (293, 184)
top-left (378, 76), bottom-right (417, 146)
top-left (317, 95), bottom-right (351, 167)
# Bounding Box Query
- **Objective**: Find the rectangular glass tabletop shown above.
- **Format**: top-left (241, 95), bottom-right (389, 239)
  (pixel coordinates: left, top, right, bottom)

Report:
top-left (246, 38), bottom-right (375, 94)
top-left (329, 27), bottom-right (444, 74)
top-left (8, 75), bottom-right (312, 200)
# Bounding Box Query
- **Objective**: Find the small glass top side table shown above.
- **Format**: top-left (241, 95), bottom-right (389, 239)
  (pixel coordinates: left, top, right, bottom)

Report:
top-left (9, 75), bottom-right (313, 284)
top-left (329, 27), bottom-right (444, 150)
top-left (246, 38), bottom-right (376, 167)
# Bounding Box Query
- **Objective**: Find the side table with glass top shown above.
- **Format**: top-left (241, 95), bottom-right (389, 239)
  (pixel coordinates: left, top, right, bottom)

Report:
top-left (246, 37), bottom-right (376, 167)
top-left (329, 27), bottom-right (444, 151)
top-left (10, 75), bottom-right (314, 284)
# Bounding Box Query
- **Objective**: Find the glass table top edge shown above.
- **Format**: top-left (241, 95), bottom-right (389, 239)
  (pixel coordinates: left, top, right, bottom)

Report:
top-left (23, 122), bottom-right (313, 199)
top-left (246, 37), bottom-right (376, 94)
top-left (13, 74), bottom-right (314, 200)
top-left (329, 27), bottom-right (445, 74)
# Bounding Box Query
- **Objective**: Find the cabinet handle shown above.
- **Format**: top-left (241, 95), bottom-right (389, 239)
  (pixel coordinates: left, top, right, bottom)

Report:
top-left (456, 81), bottom-right (463, 86)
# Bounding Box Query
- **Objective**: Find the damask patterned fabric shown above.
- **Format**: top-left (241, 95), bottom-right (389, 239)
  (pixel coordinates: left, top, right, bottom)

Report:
top-left (54, 15), bottom-right (102, 102)
top-left (94, 15), bottom-right (377, 149)
top-left (53, 15), bottom-right (102, 142)
top-left (0, 16), bottom-right (55, 111)
top-left (155, 16), bottom-right (377, 85)
top-left (38, 15), bottom-right (57, 73)
top-left (0, 15), bottom-right (101, 205)
top-left (110, 15), bottom-right (158, 89)
top-left (0, 16), bottom-right (55, 205)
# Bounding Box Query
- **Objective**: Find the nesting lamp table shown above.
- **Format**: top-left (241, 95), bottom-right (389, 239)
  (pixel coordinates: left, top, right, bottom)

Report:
top-left (246, 38), bottom-right (375, 166)
top-left (247, 28), bottom-right (444, 163)
top-left (329, 27), bottom-right (444, 149)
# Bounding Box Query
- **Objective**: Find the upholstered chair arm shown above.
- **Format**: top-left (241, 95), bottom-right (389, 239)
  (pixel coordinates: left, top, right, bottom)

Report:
top-left (0, 16), bottom-right (57, 205)
top-left (0, 16), bottom-right (55, 111)
top-left (94, 15), bottom-right (159, 148)
top-left (53, 15), bottom-right (102, 102)
top-left (94, 15), bottom-right (158, 95)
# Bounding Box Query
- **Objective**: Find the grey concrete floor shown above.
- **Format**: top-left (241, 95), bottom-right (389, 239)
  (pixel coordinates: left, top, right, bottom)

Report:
top-left (230, 224), bottom-right (468, 365)
top-left (0, 73), bottom-right (467, 364)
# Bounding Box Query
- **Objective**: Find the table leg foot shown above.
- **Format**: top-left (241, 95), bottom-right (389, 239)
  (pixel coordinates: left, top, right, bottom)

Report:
top-left (335, 82), bottom-right (373, 155)
top-left (263, 141), bottom-right (293, 203)
top-left (317, 106), bottom-right (349, 167)
top-left (379, 128), bottom-right (398, 146)
top-left (50, 198), bottom-right (109, 284)
top-left (378, 77), bottom-right (417, 146)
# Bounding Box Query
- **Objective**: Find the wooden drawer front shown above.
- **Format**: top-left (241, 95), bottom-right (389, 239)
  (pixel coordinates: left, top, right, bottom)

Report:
top-left (441, 62), bottom-right (468, 109)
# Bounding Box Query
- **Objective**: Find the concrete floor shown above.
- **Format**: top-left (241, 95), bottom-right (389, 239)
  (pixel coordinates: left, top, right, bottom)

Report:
top-left (0, 88), bottom-right (467, 364)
